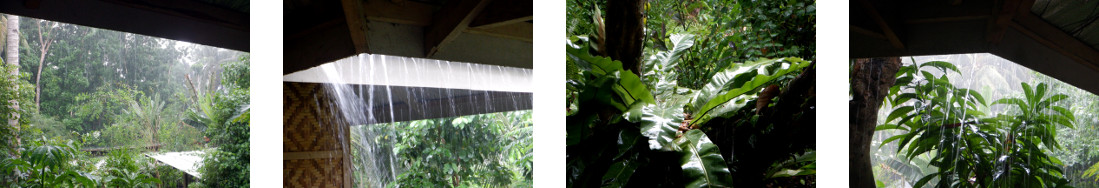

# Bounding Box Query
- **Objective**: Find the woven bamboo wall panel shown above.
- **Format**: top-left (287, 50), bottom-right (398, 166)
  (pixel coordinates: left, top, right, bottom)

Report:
top-left (284, 158), bottom-right (345, 188)
top-left (284, 82), bottom-right (344, 152)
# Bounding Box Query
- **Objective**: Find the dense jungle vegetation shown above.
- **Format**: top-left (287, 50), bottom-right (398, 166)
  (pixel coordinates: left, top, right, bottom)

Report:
top-left (865, 56), bottom-right (1099, 188)
top-left (0, 16), bottom-right (249, 187)
top-left (350, 110), bottom-right (533, 187)
top-left (566, 0), bottom-right (815, 187)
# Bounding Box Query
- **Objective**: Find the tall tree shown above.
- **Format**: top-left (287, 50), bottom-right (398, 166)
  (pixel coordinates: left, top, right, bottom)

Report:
top-left (5, 14), bottom-right (19, 149)
top-left (32, 20), bottom-right (55, 108)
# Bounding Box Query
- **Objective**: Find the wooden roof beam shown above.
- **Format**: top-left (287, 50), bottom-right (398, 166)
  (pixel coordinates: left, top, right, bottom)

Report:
top-left (987, 0), bottom-right (1020, 43)
top-left (858, 0), bottom-right (905, 49)
top-left (469, 0), bottom-right (532, 29)
top-left (341, 0), bottom-right (370, 54)
top-left (1012, 12), bottom-right (1099, 70)
top-left (467, 22), bottom-right (532, 42)
top-left (363, 0), bottom-right (433, 26)
top-left (424, 0), bottom-right (492, 57)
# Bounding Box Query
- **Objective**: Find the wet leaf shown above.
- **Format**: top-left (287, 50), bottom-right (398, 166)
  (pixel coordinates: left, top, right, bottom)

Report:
top-left (633, 102), bottom-right (683, 151)
top-left (675, 130), bottom-right (734, 187)
top-left (691, 57), bottom-right (810, 127)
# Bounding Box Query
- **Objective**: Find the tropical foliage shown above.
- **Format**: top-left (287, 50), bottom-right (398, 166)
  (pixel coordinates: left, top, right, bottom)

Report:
top-left (566, 0), bottom-right (815, 187)
top-left (349, 110), bottom-right (533, 187)
top-left (1, 16), bottom-right (248, 187)
top-left (565, 25), bottom-right (815, 188)
top-left (876, 59), bottom-right (1077, 187)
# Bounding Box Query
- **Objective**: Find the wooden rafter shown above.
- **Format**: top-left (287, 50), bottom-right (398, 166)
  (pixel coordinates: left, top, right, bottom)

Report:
top-left (467, 22), bottom-right (532, 42)
top-left (987, 0), bottom-right (1021, 43)
top-left (342, 0), bottom-right (370, 54)
top-left (850, 25), bottom-right (887, 40)
top-left (424, 0), bottom-right (492, 57)
top-left (1012, 12), bottom-right (1099, 70)
top-left (858, 0), bottom-right (904, 49)
top-left (469, 0), bottom-right (532, 29)
top-left (363, 0), bottom-right (433, 26)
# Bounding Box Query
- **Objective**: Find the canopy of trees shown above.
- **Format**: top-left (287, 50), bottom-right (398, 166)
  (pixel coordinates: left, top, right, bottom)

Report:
top-left (0, 16), bottom-right (249, 187)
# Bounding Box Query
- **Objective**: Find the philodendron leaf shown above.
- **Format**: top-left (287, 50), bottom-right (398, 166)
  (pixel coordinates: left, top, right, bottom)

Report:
top-left (691, 58), bottom-right (811, 127)
top-left (629, 102), bottom-right (684, 151)
top-left (675, 129), bottom-right (734, 187)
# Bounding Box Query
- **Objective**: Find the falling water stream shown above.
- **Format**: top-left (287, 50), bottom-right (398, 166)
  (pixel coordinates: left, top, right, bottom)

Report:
top-left (286, 54), bottom-right (533, 187)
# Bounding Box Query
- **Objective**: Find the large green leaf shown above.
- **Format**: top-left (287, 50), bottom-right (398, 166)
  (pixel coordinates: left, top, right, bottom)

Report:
top-left (23, 142), bottom-right (76, 169)
top-left (601, 152), bottom-right (642, 187)
top-left (675, 130), bottom-right (734, 187)
top-left (690, 57), bottom-right (811, 127)
top-left (643, 34), bottom-right (696, 95)
top-left (626, 101), bottom-right (684, 151)
top-left (647, 34), bottom-right (695, 74)
top-left (919, 61), bottom-right (960, 74)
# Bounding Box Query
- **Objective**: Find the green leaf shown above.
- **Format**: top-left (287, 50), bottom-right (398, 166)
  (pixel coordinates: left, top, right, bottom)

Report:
top-left (993, 98), bottom-right (1029, 114)
top-left (876, 124), bottom-right (907, 131)
top-left (893, 93), bottom-right (918, 106)
top-left (1049, 106), bottom-right (1075, 122)
top-left (913, 172), bottom-right (941, 188)
top-left (919, 61), bottom-right (960, 73)
top-left (881, 134), bottom-right (908, 146)
top-left (691, 57), bottom-right (810, 127)
top-left (601, 153), bottom-right (642, 187)
top-left (567, 42), bottom-right (656, 107)
top-left (675, 130), bottom-right (734, 187)
top-left (893, 76), bottom-right (913, 88)
top-left (887, 106), bottom-right (915, 123)
top-left (634, 102), bottom-right (684, 151)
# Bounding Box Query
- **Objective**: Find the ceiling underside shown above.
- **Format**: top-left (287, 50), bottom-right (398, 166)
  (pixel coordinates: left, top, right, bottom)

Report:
top-left (0, 0), bottom-right (249, 52)
top-left (1032, 0), bottom-right (1099, 50)
top-left (851, 0), bottom-right (1099, 95)
top-left (283, 0), bottom-right (533, 74)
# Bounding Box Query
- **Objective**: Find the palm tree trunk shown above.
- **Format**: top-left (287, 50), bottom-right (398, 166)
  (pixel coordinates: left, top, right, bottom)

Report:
top-left (5, 14), bottom-right (20, 152)
top-left (850, 57), bottom-right (901, 188)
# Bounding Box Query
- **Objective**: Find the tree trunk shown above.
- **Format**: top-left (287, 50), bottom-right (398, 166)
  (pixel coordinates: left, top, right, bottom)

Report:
top-left (5, 14), bottom-right (19, 152)
top-left (604, 0), bottom-right (645, 75)
top-left (34, 20), bottom-right (53, 109)
top-left (849, 57), bottom-right (901, 188)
